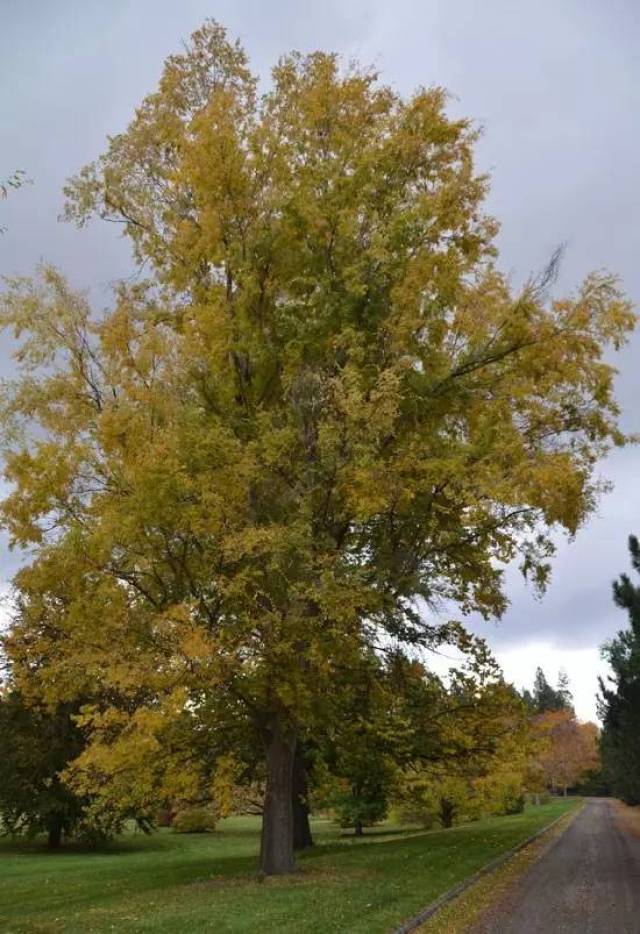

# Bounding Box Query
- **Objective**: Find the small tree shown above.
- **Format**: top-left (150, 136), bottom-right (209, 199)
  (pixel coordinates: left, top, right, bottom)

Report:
top-left (330, 767), bottom-right (394, 836)
top-left (0, 692), bottom-right (85, 847)
top-left (431, 775), bottom-right (471, 828)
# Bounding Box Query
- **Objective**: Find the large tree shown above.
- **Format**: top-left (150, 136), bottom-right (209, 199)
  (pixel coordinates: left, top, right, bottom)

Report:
top-left (599, 535), bottom-right (640, 804)
top-left (0, 22), bottom-right (634, 874)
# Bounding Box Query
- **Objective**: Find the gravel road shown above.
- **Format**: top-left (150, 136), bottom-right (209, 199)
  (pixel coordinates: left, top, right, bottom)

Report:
top-left (472, 798), bottom-right (640, 934)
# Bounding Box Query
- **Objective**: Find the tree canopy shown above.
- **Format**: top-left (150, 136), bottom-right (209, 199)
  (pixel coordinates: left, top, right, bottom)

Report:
top-left (0, 21), bottom-right (634, 873)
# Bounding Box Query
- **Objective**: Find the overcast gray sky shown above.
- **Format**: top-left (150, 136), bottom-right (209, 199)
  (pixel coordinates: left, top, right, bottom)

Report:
top-left (2, 0), bottom-right (640, 719)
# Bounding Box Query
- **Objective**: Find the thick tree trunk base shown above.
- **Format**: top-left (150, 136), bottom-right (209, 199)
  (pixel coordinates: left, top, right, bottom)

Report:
top-left (260, 726), bottom-right (297, 875)
top-left (293, 807), bottom-right (314, 850)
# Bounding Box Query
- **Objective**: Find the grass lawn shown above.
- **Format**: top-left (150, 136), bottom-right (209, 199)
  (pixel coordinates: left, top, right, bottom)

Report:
top-left (0, 799), bottom-right (577, 933)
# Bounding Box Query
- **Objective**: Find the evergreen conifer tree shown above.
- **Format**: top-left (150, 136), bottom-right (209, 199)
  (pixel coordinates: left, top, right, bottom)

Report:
top-left (599, 535), bottom-right (640, 804)
top-left (533, 668), bottom-right (559, 712)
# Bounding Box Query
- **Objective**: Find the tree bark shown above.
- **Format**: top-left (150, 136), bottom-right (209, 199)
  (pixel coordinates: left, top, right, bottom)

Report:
top-left (47, 817), bottom-right (63, 849)
top-left (260, 724), bottom-right (297, 875)
top-left (439, 798), bottom-right (455, 829)
top-left (292, 745), bottom-right (314, 850)
top-left (354, 820), bottom-right (364, 837)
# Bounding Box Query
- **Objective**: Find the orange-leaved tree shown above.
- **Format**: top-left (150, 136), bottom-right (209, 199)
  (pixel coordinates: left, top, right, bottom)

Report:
top-left (534, 710), bottom-right (599, 794)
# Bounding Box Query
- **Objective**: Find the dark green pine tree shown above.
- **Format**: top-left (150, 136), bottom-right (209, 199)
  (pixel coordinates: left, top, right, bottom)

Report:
top-left (532, 667), bottom-right (560, 712)
top-left (599, 535), bottom-right (640, 805)
top-left (529, 667), bottom-right (573, 713)
top-left (0, 693), bottom-right (86, 847)
top-left (556, 670), bottom-right (575, 713)
top-left (520, 688), bottom-right (535, 711)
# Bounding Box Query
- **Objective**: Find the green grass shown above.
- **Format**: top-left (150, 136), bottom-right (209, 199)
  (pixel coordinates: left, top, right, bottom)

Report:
top-left (0, 799), bottom-right (577, 933)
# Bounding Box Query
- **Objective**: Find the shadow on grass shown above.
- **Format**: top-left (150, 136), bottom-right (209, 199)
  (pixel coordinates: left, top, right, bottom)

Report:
top-left (0, 821), bottom-right (422, 861)
top-left (299, 830), bottom-right (434, 865)
top-left (338, 828), bottom-right (421, 839)
top-left (0, 829), bottom-right (256, 861)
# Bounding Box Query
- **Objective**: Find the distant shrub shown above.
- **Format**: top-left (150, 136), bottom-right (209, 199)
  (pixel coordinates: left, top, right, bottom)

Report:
top-left (172, 807), bottom-right (217, 834)
top-left (504, 793), bottom-right (525, 815)
top-left (155, 807), bottom-right (174, 828)
top-left (392, 801), bottom-right (437, 829)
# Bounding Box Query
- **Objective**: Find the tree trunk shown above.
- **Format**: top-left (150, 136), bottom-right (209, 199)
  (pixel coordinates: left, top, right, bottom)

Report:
top-left (47, 817), bottom-right (63, 849)
top-left (534, 792), bottom-right (540, 806)
top-left (260, 725), bottom-right (297, 875)
top-left (440, 798), bottom-right (455, 829)
top-left (292, 745), bottom-right (314, 850)
top-left (354, 820), bottom-right (364, 837)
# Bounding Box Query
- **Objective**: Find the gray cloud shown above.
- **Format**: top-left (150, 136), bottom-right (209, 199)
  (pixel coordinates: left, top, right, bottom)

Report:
top-left (470, 446), bottom-right (640, 653)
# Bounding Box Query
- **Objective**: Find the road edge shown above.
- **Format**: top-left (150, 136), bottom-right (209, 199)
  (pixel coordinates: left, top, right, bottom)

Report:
top-left (391, 802), bottom-right (583, 934)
